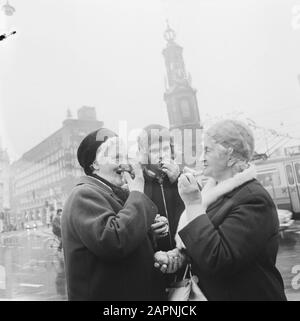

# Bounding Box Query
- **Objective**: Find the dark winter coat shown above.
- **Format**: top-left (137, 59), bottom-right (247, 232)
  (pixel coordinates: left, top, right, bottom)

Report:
top-left (179, 179), bottom-right (287, 301)
top-left (52, 216), bottom-right (61, 238)
top-left (144, 174), bottom-right (185, 251)
top-left (61, 176), bottom-right (166, 301)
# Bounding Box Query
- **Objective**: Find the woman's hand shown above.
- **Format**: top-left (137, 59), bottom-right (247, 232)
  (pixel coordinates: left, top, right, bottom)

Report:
top-left (161, 160), bottom-right (181, 184)
top-left (165, 248), bottom-right (185, 273)
top-left (154, 249), bottom-right (186, 274)
top-left (123, 163), bottom-right (144, 193)
top-left (154, 251), bottom-right (169, 273)
top-left (178, 173), bottom-right (202, 206)
top-left (182, 166), bottom-right (203, 189)
top-left (151, 214), bottom-right (169, 239)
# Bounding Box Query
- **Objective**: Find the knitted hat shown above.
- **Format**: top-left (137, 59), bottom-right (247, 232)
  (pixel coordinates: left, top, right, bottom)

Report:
top-left (77, 128), bottom-right (117, 175)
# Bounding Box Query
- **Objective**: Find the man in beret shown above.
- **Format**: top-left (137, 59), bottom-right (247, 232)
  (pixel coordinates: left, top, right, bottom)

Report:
top-left (61, 128), bottom-right (166, 301)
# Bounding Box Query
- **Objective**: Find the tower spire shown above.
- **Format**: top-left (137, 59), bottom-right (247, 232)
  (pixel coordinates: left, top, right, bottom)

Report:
top-left (162, 25), bottom-right (202, 167)
top-left (162, 22), bottom-right (187, 89)
top-left (164, 20), bottom-right (176, 43)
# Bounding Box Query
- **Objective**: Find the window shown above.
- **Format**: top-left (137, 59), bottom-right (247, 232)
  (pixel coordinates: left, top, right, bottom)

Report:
top-left (180, 99), bottom-right (191, 121)
top-left (294, 163), bottom-right (300, 184)
top-left (257, 170), bottom-right (281, 187)
top-left (286, 165), bottom-right (295, 185)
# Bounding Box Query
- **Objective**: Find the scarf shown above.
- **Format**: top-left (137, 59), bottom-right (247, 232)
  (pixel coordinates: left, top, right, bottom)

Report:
top-left (88, 173), bottom-right (129, 203)
top-left (175, 164), bottom-right (257, 249)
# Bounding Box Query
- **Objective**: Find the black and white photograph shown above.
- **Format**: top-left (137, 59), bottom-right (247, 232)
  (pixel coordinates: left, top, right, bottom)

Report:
top-left (0, 0), bottom-right (300, 303)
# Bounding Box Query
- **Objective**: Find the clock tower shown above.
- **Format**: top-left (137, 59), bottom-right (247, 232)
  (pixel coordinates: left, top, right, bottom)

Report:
top-left (162, 23), bottom-right (202, 167)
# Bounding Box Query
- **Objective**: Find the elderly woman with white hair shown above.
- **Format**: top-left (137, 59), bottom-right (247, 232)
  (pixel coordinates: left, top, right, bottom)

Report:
top-left (154, 119), bottom-right (287, 301)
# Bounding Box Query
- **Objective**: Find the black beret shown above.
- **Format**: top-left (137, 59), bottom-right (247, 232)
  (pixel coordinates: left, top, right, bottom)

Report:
top-left (77, 128), bottom-right (117, 175)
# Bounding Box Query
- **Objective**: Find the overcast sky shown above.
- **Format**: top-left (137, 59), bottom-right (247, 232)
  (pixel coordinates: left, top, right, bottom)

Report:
top-left (1, 0), bottom-right (300, 160)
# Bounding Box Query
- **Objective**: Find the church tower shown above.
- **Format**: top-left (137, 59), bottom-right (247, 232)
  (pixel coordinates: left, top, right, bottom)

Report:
top-left (162, 23), bottom-right (202, 167)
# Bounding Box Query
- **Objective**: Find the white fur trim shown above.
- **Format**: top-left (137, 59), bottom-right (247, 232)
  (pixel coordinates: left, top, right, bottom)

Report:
top-left (175, 164), bottom-right (257, 249)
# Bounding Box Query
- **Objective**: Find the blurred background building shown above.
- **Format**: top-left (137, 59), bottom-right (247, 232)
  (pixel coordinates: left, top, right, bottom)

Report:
top-left (0, 142), bottom-right (10, 232)
top-left (9, 106), bottom-right (103, 229)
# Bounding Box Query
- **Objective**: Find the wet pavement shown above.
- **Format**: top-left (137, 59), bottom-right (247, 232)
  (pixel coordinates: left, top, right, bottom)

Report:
top-left (0, 227), bottom-right (67, 301)
top-left (0, 223), bottom-right (299, 301)
top-left (277, 222), bottom-right (300, 301)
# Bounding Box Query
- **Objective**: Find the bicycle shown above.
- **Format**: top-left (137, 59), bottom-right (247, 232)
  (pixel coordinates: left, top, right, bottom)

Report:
top-left (44, 235), bottom-right (62, 253)
top-left (43, 235), bottom-right (65, 274)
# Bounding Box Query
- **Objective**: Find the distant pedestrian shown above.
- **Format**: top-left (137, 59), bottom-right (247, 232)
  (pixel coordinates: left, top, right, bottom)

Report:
top-left (46, 209), bottom-right (51, 228)
top-left (52, 209), bottom-right (62, 251)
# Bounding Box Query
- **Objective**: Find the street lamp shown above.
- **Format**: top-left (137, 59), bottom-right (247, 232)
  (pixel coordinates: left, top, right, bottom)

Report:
top-left (1, 1), bottom-right (15, 16)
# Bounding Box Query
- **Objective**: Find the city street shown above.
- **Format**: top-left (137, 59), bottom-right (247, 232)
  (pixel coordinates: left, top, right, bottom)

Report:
top-left (277, 222), bottom-right (300, 301)
top-left (0, 227), bottom-right (67, 301)
top-left (0, 224), bottom-right (299, 301)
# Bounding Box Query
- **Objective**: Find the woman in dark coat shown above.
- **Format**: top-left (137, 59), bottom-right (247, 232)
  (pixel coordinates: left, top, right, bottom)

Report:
top-left (61, 128), bottom-right (166, 301)
top-left (154, 119), bottom-right (287, 301)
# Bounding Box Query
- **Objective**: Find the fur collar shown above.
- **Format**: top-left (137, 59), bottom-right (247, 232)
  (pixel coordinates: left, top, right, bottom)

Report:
top-left (175, 164), bottom-right (257, 249)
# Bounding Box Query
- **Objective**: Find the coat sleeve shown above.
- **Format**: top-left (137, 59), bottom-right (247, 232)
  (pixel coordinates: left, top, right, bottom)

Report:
top-left (167, 178), bottom-right (185, 229)
top-left (70, 186), bottom-right (157, 261)
top-left (178, 193), bottom-right (278, 277)
top-left (172, 179), bottom-right (185, 215)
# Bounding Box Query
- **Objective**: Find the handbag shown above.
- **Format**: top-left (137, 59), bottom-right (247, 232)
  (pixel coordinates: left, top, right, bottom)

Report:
top-left (167, 264), bottom-right (207, 301)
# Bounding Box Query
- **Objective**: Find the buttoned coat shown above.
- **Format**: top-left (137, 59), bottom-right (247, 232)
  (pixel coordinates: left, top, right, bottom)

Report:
top-left (61, 176), bottom-right (166, 301)
top-left (179, 179), bottom-right (287, 301)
